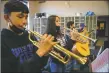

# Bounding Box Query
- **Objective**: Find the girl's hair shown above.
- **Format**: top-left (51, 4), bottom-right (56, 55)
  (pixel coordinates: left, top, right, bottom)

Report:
top-left (46, 15), bottom-right (60, 37)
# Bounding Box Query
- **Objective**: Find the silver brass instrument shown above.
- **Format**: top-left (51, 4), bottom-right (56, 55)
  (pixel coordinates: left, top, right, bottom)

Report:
top-left (64, 27), bottom-right (97, 43)
top-left (25, 28), bottom-right (87, 64)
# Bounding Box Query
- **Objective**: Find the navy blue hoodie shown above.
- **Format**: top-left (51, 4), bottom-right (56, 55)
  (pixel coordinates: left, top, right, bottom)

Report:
top-left (1, 28), bottom-right (48, 73)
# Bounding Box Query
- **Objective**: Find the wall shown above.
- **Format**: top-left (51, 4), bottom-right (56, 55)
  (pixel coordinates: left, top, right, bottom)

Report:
top-left (28, 1), bottom-right (40, 30)
top-left (38, 1), bottom-right (109, 16)
top-left (1, 1), bottom-right (7, 30)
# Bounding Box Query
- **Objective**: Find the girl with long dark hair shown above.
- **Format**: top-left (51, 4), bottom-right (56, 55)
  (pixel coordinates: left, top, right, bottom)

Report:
top-left (45, 15), bottom-right (66, 72)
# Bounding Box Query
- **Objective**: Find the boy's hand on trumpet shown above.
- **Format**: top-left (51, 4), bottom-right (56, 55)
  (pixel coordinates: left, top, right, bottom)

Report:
top-left (36, 34), bottom-right (57, 57)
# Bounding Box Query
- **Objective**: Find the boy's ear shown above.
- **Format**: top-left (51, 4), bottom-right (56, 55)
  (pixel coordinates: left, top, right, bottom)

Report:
top-left (4, 14), bottom-right (10, 22)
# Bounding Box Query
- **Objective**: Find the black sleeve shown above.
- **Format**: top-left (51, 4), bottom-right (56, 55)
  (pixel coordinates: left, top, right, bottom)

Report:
top-left (1, 42), bottom-right (18, 72)
top-left (2, 46), bottom-right (48, 73)
top-left (64, 35), bottom-right (76, 51)
top-left (20, 54), bottom-right (48, 72)
top-left (1, 38), bottom-right (48, 73)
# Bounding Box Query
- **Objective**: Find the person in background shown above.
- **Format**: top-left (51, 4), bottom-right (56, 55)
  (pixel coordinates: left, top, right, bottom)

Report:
top-left (45, 15), bottom-right (66, 72)
top-left (78, 23), bottom-right (86, 32)
top-left (64, 22), bottom-right (90, 72)
top-left (65, 21), bottom-right (76, 51)
top-left (79, 23), bottom-right (88, 34)
top-left (72, 23), bottom-right (90, 72)
top-left (1, 0), bottom-right (57, 72)
top-left (64, 21), bottom-right (81, 72)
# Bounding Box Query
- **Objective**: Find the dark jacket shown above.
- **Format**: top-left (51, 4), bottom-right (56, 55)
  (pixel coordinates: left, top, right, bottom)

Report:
top-left (64, 34), bottom-right (76, 51)
top-left (1, 28), bottom-right (48, 73)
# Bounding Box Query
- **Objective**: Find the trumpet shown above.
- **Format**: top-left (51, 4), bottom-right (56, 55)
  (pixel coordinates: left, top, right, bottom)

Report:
top-left (64, 27), bottom-right (97, 43)
top-left (25, 28), bottom-right (87, 64)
